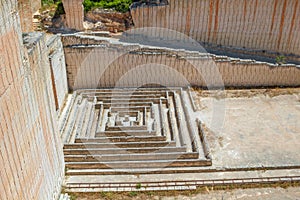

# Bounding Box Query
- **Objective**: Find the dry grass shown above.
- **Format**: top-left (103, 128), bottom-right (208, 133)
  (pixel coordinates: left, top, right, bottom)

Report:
top-left (64, 181), bottom-right (300, 200)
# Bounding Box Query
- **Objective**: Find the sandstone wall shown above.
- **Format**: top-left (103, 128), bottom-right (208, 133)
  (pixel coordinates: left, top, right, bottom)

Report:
top-left (0, 0), bottom-right (64, 199)
top-left (130, 0), bottom-right (300, 56)
top-left (62, 0), bottom-right (84, 30)
top-left (62, 36), bottom-right (300, 89)
top-left (18, 0), bottom-right (41, 32)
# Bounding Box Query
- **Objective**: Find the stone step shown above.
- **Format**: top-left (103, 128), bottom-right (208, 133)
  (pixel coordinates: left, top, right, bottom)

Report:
top-left (84, 107), bottom-right (95, 138)
top-left (79, 89), bottom-right (169, 94)
top-left (63, 146), bottom-right (187, 155)
top-left (79, 90), bottom-right (171, 97)
top-left (61, 96), bottom-right (82, 143)
top-left (65, 159), bottom-right (211, 169)
top-left (69, 99), bottom-right (89, 143)
top-left (59, 193), bottom-right (70, 200)
top-left (75, 135), bottom-right (167, 143)
top-left (89, 108), bottom-right (100, 138)
top-left (59, 94), bottom-right (76, 134)
top-left (95, 130), bottom-right (157, 137)
top-left (105, 105), bottom-right (151, 111)
top-left (80, 102), bottom-right (94, 138)
top-left (63, 141), bottom-right (176, 149)
top-left (64, 152), bottom-right (199, 162)
top-left (100, 102), bottom-right (153, 108)
top-left (93, 94), bottom-right (165, 100)
top-left (102, 98), bottom-right (166, 104)
top-left (65, 185), bottom-right (196, 192)
top-left (106, 125), bottom-right (148, 131)
top-left (65, 166), bottom-right (212, 175)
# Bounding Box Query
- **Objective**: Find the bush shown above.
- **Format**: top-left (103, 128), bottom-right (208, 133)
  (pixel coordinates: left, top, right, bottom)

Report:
top-left (83, 0), bottom-right (94, 12)
top-left (55, 1), bottom-right (65, 15)
top-left (42, 0), bottom-right (55, 6)
top-left (83, 0), bottom-right (133, 13)
top-left (42, 0), bottom-right (132, 16)
top-left (41, 0), bottom-right (65, 16)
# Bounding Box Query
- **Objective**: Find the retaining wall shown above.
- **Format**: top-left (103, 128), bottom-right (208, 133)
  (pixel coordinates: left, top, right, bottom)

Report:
top-left (62, 36), bottom-right (300, 90)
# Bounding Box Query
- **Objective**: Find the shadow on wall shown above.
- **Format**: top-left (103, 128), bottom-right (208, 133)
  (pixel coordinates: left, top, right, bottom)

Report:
top-left (120, 27), bottom-right (206, 52)
top-left (131, 0), bottom-right (169, 9)
top-left (119, 27), bottom-right (300, 65)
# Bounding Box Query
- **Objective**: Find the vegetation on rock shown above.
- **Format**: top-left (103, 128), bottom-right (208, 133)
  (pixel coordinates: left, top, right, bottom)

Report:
top-left (83, 0), bottom-right (133, 13)
top-left (41, 0), bottom-right (65, 16)
top-left (275, 55), bottom-right (287, 65)
top-left (42, 0), bottom-right (134, 13)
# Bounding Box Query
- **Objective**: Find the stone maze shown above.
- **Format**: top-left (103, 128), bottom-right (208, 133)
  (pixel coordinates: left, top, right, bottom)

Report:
top-left (61, 88), bottom-right (212, 176)
top-left (60, 87), bottom-right (300, 192)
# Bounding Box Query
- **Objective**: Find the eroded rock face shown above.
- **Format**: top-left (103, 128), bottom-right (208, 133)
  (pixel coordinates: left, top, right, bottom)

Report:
top-left (85, 9), bottom-right (133, 33)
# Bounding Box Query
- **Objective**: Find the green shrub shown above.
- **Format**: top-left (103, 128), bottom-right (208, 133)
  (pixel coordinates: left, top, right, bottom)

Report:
top-left (55, 1), bottom-right (65, 15)
top-left (42, 0), bottom-right (133, 16)
top-left (42, 0), bottom-right (55, 6)
top-left (83, 0), bottom-right (94, 12)
top-left (275, 55), bottom-right (286, 65)
top-left (41, 0), bottom-right (65, 16)
top-left (83, 0), bottom-right (133, 13)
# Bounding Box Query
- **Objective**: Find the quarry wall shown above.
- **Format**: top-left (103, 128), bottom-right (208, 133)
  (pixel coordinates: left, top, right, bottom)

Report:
top-left (62, 36), bottom-right (300, 90)
top-left (18, 0), bottom-right (41, 32)
top-left (0, 0), bottom-right (64, 199)
top-left (62, 0), bottom-right (84, 30)
top-left (130, 0), bottom-right (300, 57)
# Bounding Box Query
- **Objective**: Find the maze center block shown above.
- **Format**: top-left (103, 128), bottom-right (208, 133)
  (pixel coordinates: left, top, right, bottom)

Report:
top-left (114, 111), bottom-right (140, 126)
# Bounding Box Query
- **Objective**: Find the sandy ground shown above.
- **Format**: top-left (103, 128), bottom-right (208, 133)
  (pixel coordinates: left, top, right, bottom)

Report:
top-left (70, 186), bottom-right (300, 200)
top-left (163, 187), bottom-right (300, 200)
top-left (193, 88), bottom-right (300, 169)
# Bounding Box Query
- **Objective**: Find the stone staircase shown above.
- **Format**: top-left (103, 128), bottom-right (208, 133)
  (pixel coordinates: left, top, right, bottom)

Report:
top-left (59, 193), bottom-right (71, 200)
top-left (60, 87), bottom-right (212, 191)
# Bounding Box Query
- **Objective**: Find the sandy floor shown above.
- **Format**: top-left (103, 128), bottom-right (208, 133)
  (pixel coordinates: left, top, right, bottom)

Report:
top-left (163, 186), bottom-right (300, 200)
top-left (71, 186), bottom-right (300, 200)
top-left (193, 88), bottom-right (300, 169)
